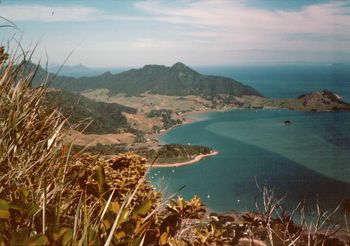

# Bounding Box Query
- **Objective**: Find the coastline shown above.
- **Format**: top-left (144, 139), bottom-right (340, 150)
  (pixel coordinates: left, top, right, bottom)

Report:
top-left (143, 109), bottom-right (221, 168)
top-left (145, 109), bottom-right (224, 141)
top-left (146, 150), bottom-right (219, 168)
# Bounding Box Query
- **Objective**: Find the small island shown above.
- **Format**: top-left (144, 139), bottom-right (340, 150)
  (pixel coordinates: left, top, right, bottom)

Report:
top-left (239, 89), bottom-right (350, 112)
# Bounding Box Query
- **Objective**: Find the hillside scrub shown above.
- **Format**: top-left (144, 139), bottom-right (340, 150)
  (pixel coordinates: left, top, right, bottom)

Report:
top-left (43, 89), bottom-right (137, 134)
top-left (0, 46), bottom-right (209, 245)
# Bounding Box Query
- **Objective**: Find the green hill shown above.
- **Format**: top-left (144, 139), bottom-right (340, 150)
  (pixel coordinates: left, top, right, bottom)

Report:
top-left (35, 62), bottom-right (262, 98)
top-left (44, 89), bottom-right (137, 134)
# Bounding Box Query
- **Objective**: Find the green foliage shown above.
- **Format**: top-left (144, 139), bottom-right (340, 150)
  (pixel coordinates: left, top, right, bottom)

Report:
top-left (31, 61), bottom-right (262, 98)
top-left (136, 144), bottom-right (213, 164)
top-left (0, 47), bottom-right (8, 64)
top-left (166, 196), bottom-right (205, 220)
top-left (44, 89), bottom-right (137, 134)
top-left (147, 109), bottom-right (182, 130)
top-left (73, 143), bottom-right (213, 165)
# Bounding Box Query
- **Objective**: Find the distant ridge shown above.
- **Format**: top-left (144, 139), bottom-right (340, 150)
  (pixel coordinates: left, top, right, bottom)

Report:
top-left (40, 62), bottom-right (263, 98)
top-left (48, 63), bottom-right (91, 77)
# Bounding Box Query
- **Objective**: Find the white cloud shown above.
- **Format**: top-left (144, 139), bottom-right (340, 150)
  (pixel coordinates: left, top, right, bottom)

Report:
top-left (134, 0), bottom-right (350, 52)
top-left (0, 4), bottom-right (101, 22)
top-left (131, 38), bottom-right (178, 49)
top-left (2, 1), bottom-right (349, 65)
top-left (0, 4), bottom-right (156, 23)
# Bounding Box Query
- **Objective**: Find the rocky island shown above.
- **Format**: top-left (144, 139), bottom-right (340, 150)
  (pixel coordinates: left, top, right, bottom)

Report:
top-left (238, 89), bottom-right (350, 112)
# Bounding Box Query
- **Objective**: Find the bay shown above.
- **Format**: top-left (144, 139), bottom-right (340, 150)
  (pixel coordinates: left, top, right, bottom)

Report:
top-left (149, 65), bottom-right (350, 213)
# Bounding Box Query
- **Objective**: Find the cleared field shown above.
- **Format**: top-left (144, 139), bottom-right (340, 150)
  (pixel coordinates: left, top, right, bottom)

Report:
top-left (81, 89), bottom-right (213, 113)
top-left (67, 130), bottom-right (135, 146)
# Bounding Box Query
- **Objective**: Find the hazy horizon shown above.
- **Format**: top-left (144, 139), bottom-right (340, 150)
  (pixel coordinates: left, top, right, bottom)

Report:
top-left (50, 61), bottom-right (350, 69)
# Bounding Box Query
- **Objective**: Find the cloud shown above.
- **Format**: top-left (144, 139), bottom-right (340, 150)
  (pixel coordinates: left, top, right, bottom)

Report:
top-left (0, 3), bottom-right (160, 24)
top-left (131, 38), bottom-right (178, 49)
top-left (134, 0), bottom-right (350, 51)
top-left (0, 4), bottom-right (101, 22)
top-left (2, 1), bottom-right (349, 65)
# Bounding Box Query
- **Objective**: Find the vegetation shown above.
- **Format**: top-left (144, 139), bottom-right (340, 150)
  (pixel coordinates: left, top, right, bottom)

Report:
top-left (32, 61), bottom-right (262, 98)
top-left (44, 89), bottom-right (137, 134)
top-left (72, 144), bottom-right (213, 165)
top-left (72, 143), bottom-right (129, 155)
top-left (136, 144), bottom-right (213, 164)
top-left (147, 109), bottom-right (182, 130)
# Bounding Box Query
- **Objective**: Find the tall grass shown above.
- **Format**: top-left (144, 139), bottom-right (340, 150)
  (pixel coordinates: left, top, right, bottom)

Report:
top-left (0, 47), bottom-right (162, 245)
top-left (0, 46), bottom-right (207, 245)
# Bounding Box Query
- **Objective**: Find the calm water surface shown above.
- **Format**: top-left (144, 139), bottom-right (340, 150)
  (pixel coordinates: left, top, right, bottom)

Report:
top-left (149, 66), bottom-right (350, 213)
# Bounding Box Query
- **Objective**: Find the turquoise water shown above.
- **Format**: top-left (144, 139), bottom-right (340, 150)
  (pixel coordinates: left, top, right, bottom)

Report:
top-left (150, 110), bottom-right (350, 213)
top-left (149, 65), bottom-right (350, 213)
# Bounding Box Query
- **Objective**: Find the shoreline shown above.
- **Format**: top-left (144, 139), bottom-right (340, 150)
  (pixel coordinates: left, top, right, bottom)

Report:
top-left (143, 109), bottom-right (225, 168)
top-left (145, 108), bottom-right (226, 141)
top-left (146, 150), bottom-right (219, 168)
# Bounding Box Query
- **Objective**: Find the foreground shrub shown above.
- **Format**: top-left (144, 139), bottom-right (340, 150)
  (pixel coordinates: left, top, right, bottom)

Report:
top-left (0, 48), bottom-right (161, 245)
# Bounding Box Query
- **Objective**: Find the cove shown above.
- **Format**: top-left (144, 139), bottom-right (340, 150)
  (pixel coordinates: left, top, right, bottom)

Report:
top-left (149, 109), bottom-right (350, 213)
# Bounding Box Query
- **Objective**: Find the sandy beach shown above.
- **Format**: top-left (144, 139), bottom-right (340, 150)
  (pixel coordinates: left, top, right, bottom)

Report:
top-left (146, 150), bottom-right (219, 168)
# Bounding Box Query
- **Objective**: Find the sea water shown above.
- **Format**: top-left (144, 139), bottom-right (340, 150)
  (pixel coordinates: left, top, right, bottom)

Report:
top-left (149, 65), bottom-right (350, 213)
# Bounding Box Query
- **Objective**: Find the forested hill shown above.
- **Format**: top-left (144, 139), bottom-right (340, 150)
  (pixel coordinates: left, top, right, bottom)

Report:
top-left (32, 62), bottom-right (263, 98)
top-left (44, 89), bottom-right (137, 134)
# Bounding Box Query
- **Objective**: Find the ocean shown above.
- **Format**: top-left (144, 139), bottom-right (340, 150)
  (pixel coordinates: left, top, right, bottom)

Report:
top-left (149, 65), bottom-right (350, 214)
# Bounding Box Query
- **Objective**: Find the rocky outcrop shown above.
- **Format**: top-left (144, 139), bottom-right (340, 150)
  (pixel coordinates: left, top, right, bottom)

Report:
top-left (297, 89), bottom-right (350, 111)
top-left (240, 90), bottom-right (350, 112)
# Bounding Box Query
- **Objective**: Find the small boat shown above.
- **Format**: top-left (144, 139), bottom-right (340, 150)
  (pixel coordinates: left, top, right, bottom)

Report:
top-left (284, 120), bottom-right (292, 125)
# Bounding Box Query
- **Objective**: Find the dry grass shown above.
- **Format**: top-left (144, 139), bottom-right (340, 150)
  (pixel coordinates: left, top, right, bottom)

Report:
top-left (67, 130), bottom-right (136, 146)
top-left (0, 47), bottom-right (162, 245)
top-left (0, 46), bottom-right (210, 245)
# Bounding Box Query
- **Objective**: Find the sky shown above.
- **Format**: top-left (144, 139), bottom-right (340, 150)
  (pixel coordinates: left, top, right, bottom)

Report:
top-left (0, 0), bottom-right (350, 67)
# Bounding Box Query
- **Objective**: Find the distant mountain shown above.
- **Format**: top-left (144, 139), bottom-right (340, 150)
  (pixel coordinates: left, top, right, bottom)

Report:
top-left (44, 89), bottom-right (137, 134)
top-left (42, 62), bottom-right (262, 98)
top-left (48, 63), bottom-right (99, 77)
